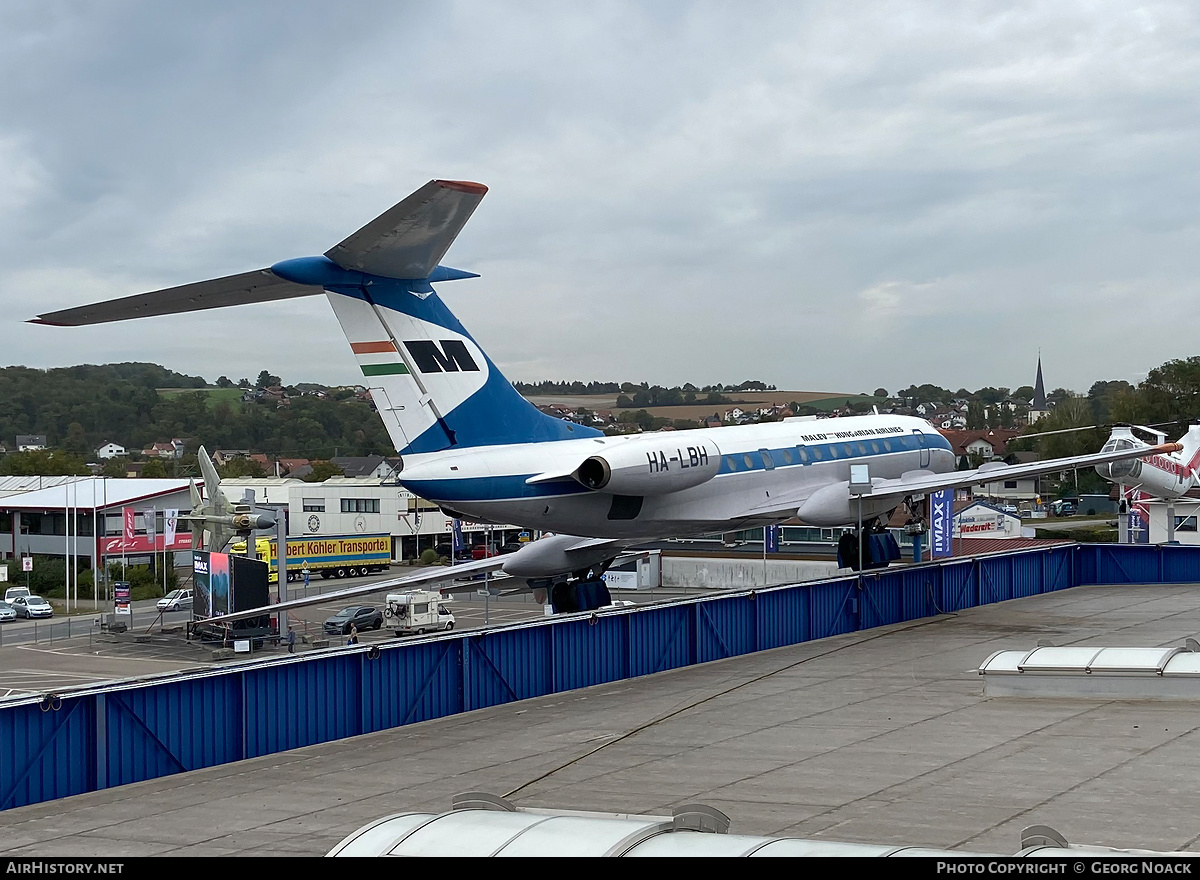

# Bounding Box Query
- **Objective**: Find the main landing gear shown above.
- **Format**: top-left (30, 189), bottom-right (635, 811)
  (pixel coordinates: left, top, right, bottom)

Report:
top-left (839, 508), bottom-right (907, 572)
top-left (530, 558), bottom-right (617, 614)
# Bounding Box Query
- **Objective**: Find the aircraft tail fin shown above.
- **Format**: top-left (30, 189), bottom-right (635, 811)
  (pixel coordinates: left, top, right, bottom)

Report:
top-left (325, 284), bottom-right (601, 455)
top-left (1178, 424), bottom-right (1200, 475)
top-left (30, 179), bottom-right (605, 455)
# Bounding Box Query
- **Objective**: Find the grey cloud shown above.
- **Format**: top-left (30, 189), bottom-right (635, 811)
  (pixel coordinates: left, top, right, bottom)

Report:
top-left (2, 1), bottom-right (1198, 399)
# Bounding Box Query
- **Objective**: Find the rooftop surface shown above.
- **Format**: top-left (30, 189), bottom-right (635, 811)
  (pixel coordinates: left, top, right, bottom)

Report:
top-left (4, 579), bottom-right (1200, 857)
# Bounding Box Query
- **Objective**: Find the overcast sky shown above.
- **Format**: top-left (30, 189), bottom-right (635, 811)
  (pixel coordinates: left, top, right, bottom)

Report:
top-left (2, 1), bottom-right (1197, 397)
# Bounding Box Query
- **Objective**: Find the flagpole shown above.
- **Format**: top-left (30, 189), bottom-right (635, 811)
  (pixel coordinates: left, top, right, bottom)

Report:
top-left (72, 480), bottom-right (78, 612)
top-left (64, 482), bottom-right (71, 613)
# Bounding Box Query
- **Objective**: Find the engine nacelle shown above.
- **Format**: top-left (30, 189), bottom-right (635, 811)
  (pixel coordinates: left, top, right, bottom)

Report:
top-left (576, 437), bottom-right (721, 495)
top-left (796, 481), bottom-right (899, 527)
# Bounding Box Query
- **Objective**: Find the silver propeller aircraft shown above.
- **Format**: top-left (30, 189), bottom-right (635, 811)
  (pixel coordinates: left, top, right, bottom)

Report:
top-left (33, 179), bottom-right (1177, 619)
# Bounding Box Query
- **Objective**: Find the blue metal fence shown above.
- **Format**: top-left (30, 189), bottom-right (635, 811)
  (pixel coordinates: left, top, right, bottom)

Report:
top-left (3, 542), bottom-right (1198, 812)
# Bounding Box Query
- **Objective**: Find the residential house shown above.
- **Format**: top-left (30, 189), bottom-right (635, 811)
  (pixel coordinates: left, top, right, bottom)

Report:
top-left (95, 442), bottom-right (126, 460)
top-left (15, 435), bottom-right (47, 452)
top-left (332, 455), bottom-right (403, 480)
top-left (939, 429), bottom-right (1023, 465)
top-left (212, 449), bottom-right (251, 466)
top-left (939, 428), bottom-right (1036, 503)
top-left (278, 458), bottom-right (312, 477)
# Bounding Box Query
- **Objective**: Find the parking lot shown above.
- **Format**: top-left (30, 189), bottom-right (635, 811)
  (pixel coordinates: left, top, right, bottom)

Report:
top-left (0, 567), bottom-right (703, 702)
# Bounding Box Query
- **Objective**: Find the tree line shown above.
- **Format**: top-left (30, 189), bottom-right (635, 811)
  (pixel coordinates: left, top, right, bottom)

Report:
top-left (0, 363), bottom-right (392, 473)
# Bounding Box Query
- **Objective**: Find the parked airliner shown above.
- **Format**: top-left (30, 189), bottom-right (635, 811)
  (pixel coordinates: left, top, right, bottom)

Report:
top-left (33, 179), bottom-right (1175, 613)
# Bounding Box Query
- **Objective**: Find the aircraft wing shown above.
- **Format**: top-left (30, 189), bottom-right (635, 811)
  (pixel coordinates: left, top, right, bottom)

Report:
top-left (323, 179), bottom-right (488, 279)
top-left (744, 441), bottom-right (1183, 519)
top-left (198, 544), bottom-right (653, 627)
top-left (872, 441), bottom-right (1183, 498)
top-left (200, 555), bottom-right (511, 626)
top-left (30, 269), bottom-right (321, 326)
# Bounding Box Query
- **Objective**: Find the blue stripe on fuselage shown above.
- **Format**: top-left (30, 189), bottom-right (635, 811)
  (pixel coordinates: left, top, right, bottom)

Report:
top-left (399, 474), bottom-right (589, 502)
top-left (402, 430), bottom-right (951, 503)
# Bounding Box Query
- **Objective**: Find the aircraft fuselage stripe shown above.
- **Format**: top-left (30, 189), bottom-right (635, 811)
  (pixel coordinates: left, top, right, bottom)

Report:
top-left (400, 430), bottom-right (954, 503)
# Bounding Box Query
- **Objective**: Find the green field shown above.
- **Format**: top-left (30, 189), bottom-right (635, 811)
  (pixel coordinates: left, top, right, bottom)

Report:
top-left (799, 394), bottom-right (885, 412)
top-left (157, 387), bottom-right (246, 409)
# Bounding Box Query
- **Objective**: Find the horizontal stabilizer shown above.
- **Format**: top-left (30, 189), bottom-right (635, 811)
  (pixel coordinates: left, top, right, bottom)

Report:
top-left (30, 179), bottom-right (488, 327)
top-left (324, 179), bottom-right (488, 279)
top-left (31, 269), bottom-right (320, 327)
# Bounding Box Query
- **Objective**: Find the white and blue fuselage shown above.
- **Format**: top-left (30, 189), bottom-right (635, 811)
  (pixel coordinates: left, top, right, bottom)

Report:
top-left (397, 414), bottom-right (956, 539)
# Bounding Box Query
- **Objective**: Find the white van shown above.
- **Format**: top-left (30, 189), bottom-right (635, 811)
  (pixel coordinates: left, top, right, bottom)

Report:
top-left (156, 589), bottom-right (193, 612)
top-left (384, 590), bottom-right (455, 635)
top-left (4, 586), bottom-right (30, 604)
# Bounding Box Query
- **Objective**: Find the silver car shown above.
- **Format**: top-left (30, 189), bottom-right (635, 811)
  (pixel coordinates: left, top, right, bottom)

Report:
top-left (11, 595), bottom-right (53, 618)
top-left (157, 589), bottom-right (193, 613)
top-left (0, 601), bottom-right (15, 622)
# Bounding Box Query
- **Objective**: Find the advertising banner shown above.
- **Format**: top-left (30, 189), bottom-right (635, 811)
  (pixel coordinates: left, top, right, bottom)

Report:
top-left (123, 507), bottom-right (135, 541)
top-left (193, 551), bottom-right (212, 618)
top-left (114, 582), bottom-right (131, 616)
top-left (164, 509), bottom-right (178, 547)
top-left (143, 507), bottom-right (156, 542)
top-left (452, 519), bottom-right (465, 555)
top-left (930, 489), bottom-right (954, 558)
top-left (765, 524), bottom-right (780, 553)
top-left (101, 533), bottom-right (192, 556)
top-left (210, 552), bottom-right (231, 617)
top-left (1124, 487), bottom-right (1150, 544)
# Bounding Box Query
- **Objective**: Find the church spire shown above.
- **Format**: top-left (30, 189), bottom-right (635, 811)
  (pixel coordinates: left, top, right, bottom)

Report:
top-left (1031, 354), bottom-right (1047, 412)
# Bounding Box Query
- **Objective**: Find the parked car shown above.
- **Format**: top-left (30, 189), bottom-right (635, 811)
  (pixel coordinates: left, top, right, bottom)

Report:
top-left (4, 586), bottom-right (30, 603)
top-left (0, 601), bottom-right (16, 622)
top-left (499, 541), bottom-right (524, 554)
top-left (157, 588), bottom-right (193, 613)
top-left (471, 544), bottom-right (499, 560)
top-left (11, 595), bottom-right (53, 618)
top-left (323, 606), bottom-right (383, 635)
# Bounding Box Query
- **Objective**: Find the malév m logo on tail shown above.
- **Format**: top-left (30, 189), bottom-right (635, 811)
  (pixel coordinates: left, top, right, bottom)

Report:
top-left (404, 340), bottom-right (480, 373)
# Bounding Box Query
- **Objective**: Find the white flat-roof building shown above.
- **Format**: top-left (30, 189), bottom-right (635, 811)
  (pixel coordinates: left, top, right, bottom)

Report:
top-left (0, 478), bottom-right (194, 568)
top-left (218, 476), bottom-right (526, 560)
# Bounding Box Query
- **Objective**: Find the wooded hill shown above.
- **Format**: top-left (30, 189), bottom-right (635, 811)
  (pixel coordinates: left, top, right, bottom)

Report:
top-left (0, 363), bottom-right (392, 463)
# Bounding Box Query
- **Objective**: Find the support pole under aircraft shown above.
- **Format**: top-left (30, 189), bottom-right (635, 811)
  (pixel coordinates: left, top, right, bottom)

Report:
top-left (277, 512), bottom-right (288, 639)
top-left (1118, 484), bottom-right (1129, 544)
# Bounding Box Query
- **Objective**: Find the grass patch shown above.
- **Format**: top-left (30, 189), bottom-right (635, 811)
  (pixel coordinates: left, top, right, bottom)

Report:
top-left (800, 395), bottom-right (886, 412)
top-left (1035, 525), bottom-right (1117, 543)
top-left (157, 387), bottom-right (245, 409)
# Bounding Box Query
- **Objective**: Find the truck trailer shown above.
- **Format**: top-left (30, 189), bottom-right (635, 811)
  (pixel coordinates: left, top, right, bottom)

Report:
top-left (232, 534), bottom-right (392, 583)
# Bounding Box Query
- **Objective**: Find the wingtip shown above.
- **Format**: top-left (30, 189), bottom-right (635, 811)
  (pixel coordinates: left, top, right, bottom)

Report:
top-left (27, 317), bottom-right (68, 326)
top-left (436, 179), bottom-right (488, 195)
